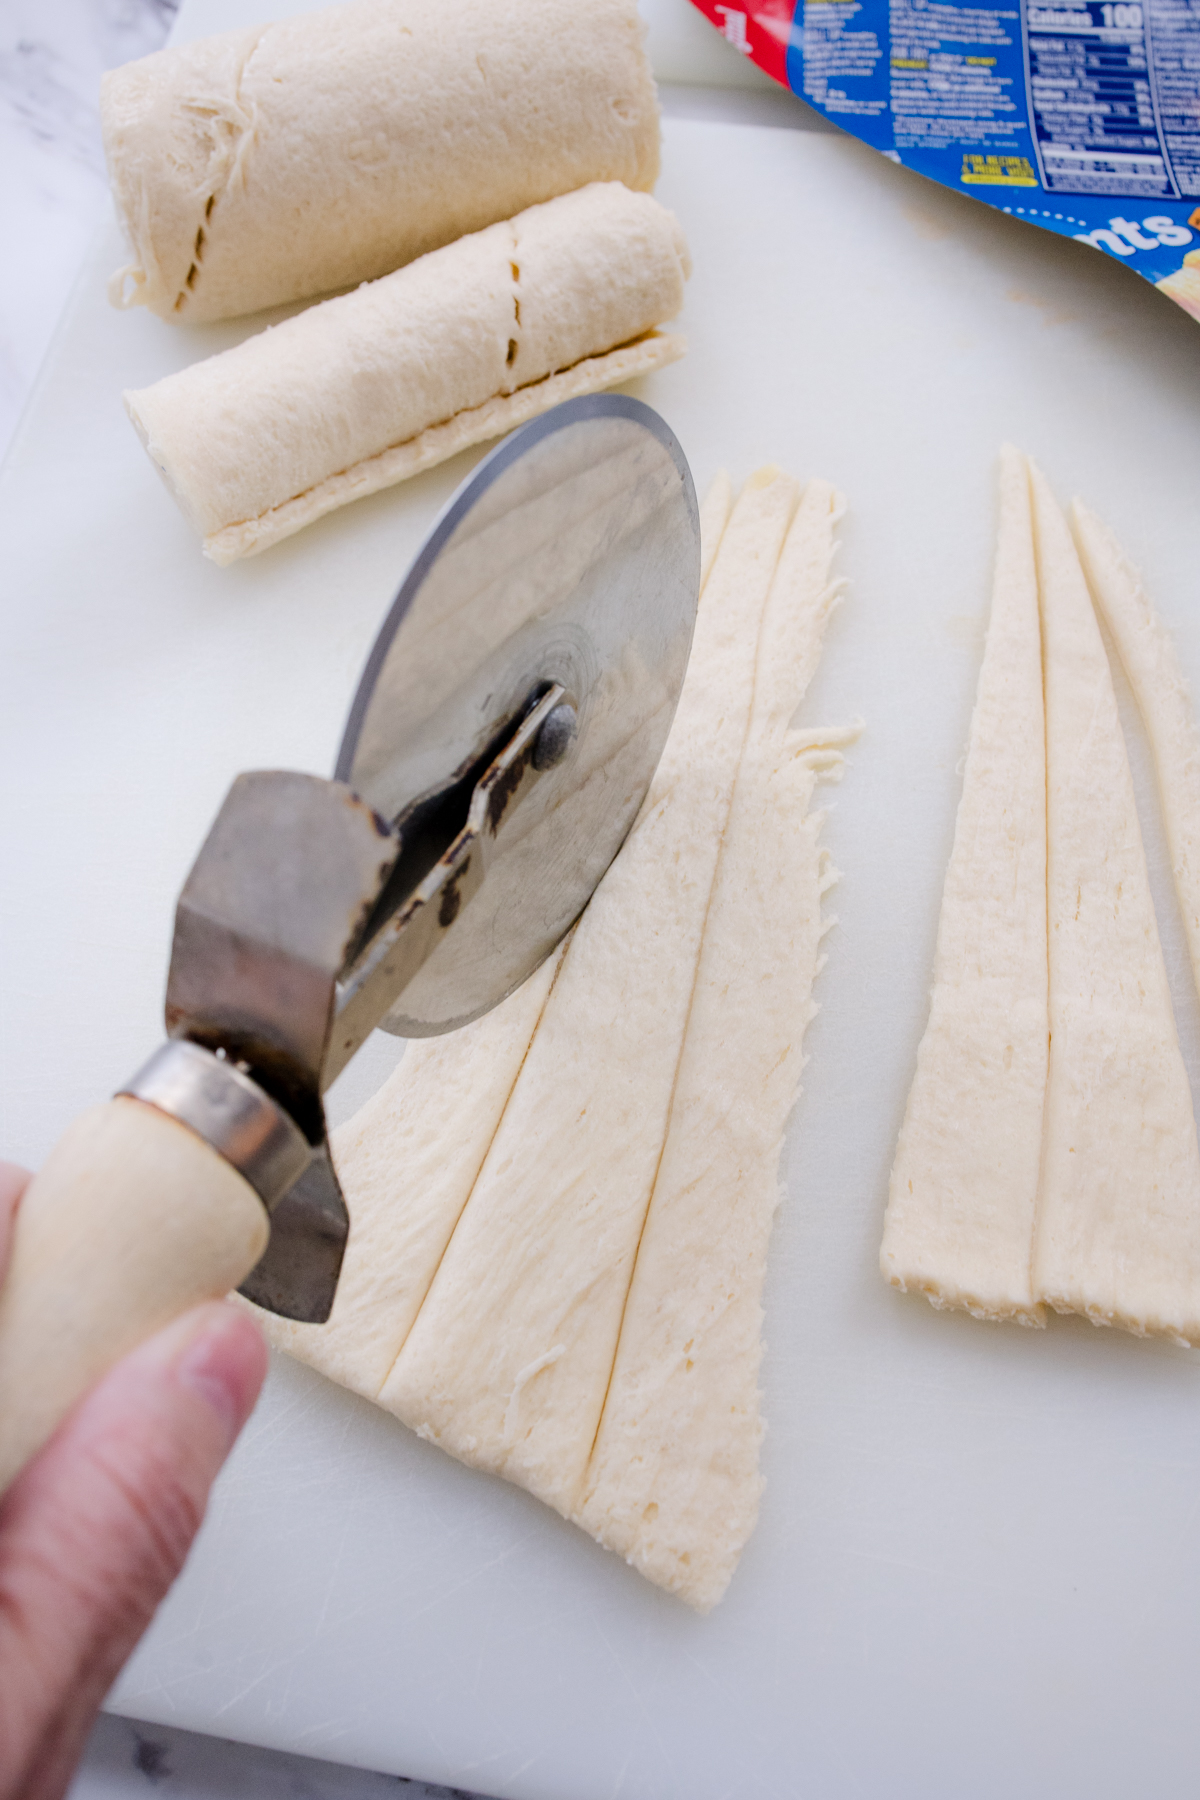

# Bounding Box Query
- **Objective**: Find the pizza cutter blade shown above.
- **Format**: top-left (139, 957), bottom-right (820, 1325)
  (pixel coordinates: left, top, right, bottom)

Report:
top-left (334, 389), bottom-right (700, 1038)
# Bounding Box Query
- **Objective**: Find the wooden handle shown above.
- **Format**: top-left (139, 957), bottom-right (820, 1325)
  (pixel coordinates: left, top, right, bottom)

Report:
top-left (0, 1097), bottom-right (270, 1494)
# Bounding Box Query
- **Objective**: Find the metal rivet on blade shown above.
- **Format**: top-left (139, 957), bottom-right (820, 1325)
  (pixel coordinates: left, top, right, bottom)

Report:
top-left (532, 702), bottom-right (579, 771)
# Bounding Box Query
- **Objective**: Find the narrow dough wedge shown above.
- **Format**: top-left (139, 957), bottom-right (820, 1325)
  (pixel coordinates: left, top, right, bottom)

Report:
top-left (377, 470), bottom-right (803, 1515)
top-left (1030, 464), bottom-right (1200, 1344)
top-left (1071, 499), bottom-right (1200, 1006)
top-left (881, 446), bottom-right (1048, 1324)
top-left (575, 479), bottom-right (855, 1611)
top-left (254, 473), bottom-right (854, 1607)
top-left (124, 183), bottom-right (690, 563)
top-left (257, 951), bottom-right (562, 1399)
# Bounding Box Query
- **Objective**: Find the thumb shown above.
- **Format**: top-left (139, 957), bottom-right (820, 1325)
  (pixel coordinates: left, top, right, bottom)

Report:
top-left (0, 1301), bottom-right (266, 1800)
top-left (0, 1164), bottom-right (29, 1270)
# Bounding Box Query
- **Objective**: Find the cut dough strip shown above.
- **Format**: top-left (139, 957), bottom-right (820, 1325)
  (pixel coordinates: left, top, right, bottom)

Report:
top-left (882, 446), bottom-right (1048, 1326)
top-left (102, 0), bottom-right (660, 323)
top-left (257, 470), bottom-right (855, 1609)
top-left (261, 948), bottom-right (565, 1401)
top-left (1071, 499), bottom-right (1200, 1009)
top-left (1031, 464), bottom-right (1200, 1345)
top-left (125, 183), bottom-right (689, 563)
top-left (204, 335), bottom-right (684, 566)
top-left (576, 478), bottom-right (856, 1611)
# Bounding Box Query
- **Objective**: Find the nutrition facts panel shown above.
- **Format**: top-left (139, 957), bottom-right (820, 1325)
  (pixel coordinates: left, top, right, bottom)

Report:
top-left (1151, 0), bottom-right (1200, 195)
top-left (718, 0), bottom-right (1200, 302)
top-left (1024, 0), bottom-right (1200, 197)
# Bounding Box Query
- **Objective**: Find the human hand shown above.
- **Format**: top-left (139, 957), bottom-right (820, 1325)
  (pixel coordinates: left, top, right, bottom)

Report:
top-left (0, 1159), bottom-right (267, 1800)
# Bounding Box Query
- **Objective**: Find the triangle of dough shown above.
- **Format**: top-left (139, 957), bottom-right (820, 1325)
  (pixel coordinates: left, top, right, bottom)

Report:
top-left (881, 446), bottom-right (1048, 1324)
top-left (255, 470), bottom-right (853, 1607)
top-left (575, 479), bottom-right (854, 1610)
top-left (259, 949), bottom-right (563, 1399)
top-left (1071, 498), bottom-right (1200, 1007)
top-left (1030, 464), bottom-right (1200, 1343)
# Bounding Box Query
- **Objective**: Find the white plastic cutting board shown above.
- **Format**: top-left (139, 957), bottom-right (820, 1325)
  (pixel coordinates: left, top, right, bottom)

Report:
top-left (4, 2), bottom-right (1200, 1793)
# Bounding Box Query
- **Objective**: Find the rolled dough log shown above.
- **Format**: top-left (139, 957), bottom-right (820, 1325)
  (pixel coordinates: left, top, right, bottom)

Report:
top-left (1071, 499), bottom-right (1200, 1010)
top-left (1030, 464), bottom-right (1200, 1344)
top-left (124, 183), bottom-right (689, 563)
top-left (102, 0), bottom-right (660, 324)
top-left (881, 446), bottom-right (1048, 1325)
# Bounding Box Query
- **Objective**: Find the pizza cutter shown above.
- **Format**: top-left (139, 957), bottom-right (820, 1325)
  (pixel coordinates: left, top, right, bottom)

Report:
top-left (0, 394), bottom-right (699, 1494)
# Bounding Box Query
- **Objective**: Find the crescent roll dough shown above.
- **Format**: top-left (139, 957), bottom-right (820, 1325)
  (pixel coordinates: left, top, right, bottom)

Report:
top-left (254, 471), bottom-right (857, 1611)
top-left (1071, 498), bottom-right (1200, 1009)
top-left (101, 0), bottom-right (660, 324)
top-left (1030, 465), bottom-right (1200, 1344)
top-left (882, 448), bottom-right (1048, 1325)
top-left (124, 183), bottom-right (690, 563)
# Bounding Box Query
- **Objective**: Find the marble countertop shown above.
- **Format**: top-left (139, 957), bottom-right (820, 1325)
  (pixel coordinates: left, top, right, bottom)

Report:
top-left (3, 2), bottom-right (482, 1793)
top-left (1, 0), bottom-right (174, 458)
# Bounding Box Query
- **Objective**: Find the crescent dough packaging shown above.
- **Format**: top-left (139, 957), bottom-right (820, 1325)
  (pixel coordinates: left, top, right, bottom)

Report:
top-left (687, 0), bottom-right (1200, 325)
top-left (102, 0), bottom-right (660, 323)
top-left (124, 183), bottom-right (691, 563)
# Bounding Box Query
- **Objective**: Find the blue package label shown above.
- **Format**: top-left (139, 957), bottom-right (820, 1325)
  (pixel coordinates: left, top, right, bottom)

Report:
top-left (690, 0), bottom-right (1200, 319)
